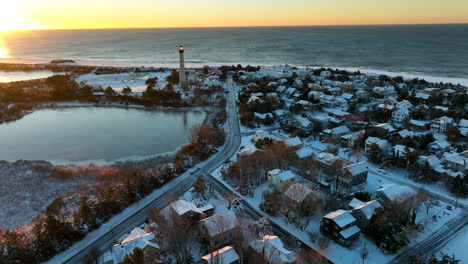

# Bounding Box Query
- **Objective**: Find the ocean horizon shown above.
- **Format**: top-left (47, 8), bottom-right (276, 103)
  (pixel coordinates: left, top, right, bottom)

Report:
top-left (1, 24), bottom-right (468, 79)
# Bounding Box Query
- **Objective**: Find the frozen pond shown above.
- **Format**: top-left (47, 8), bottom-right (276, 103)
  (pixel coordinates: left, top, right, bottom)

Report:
top-left (0, 107), bottom-right (205, 163)
top-left (0, 70), bottom-right (61, 83)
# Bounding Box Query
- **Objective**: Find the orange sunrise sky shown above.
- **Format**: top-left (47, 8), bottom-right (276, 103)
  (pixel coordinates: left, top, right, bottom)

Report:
top-left (1, 0), bottom-right (468, 31)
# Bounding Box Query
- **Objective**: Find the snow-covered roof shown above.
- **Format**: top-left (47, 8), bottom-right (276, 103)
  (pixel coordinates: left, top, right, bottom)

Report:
top-left (170, 200), bottom-right (201, 216)
top-left (254, 112), bottom-right (274, 120)
top-left (377, 184), bottom-right (416, 202)
top-left (429, 140), bottom-right (451, 150)
top-left (285, 183), bottom-right (313, 203)
top-left (249, 235), bottom-right (296, 264)
top-left (330, 125), bottom-right (350, 135)
top-left (378, 104), bottom-right (395, 110)
top-left (445, 153), bottom-right (468, 168)
top-left (285, 137), bottom-right (302, 147)
top-left (349, 198), bottom-right (366, 209)
top-left (414, 92), bottom-right (431, 100)
top-left (393, 145), bottom-right (414, 157)
top-left (274, 170), bottom-right (297, 183)
top-left (434, 116), bottom-right (454, 124)
top-left (365, 137), bottom-right (388, 149)
top-left (295, 116), bottom-right (312, 127)
top-left (248, 96), bottom-right (261, 103)
top-left (103, 227), bottom-right (159, 264)
top-left (459, 119), bottom-right (468, 128)
top-left (251, 92), bottom-right (264, 97)
top-left (268, 169), bottom-right (282, 176)
top-left (340, 225), bottom-right (361, 239)
top-left (238, 145), bottom-right (258, 157)
top-left (374, 123), bottom-right (396, 132)
top-left (397, 129), bottom-right (415, 138)
top-left (409, 119), bottom-right (428, 127)
top-left (254, 130), bottom-right (271, 140)
top-left (341, 93), bottom-right (353, 100)
top-left (324, 209), bottom-right (356, 228)
top-left (343, 162), bottom-right (368, 176)
top-left (295, 147), bottom-right (313, 159)
top-left (419, 155), bottom-right (441, 167)
top-left (201, 246), bottom-right (239, 264)
top-left (317, 152), bottom-right (340, 165)
top-left (352, 200), bottom-right (382, 220)
top-left (200, 211), bottom-right (239, 237)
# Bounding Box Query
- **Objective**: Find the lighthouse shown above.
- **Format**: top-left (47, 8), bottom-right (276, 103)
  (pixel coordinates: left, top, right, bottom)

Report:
top-left (179, 45), bottom-right (187, 89)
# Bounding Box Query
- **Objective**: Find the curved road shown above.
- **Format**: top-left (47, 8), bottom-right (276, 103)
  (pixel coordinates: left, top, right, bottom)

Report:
top-left (47, 78), bottom-right (241, 264)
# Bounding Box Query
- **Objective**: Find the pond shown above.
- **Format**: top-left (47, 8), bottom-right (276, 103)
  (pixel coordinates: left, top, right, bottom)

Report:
top-left (0, 107), bottom-right (206, 163)
top-left (0, 70), bottom-right (62, 83)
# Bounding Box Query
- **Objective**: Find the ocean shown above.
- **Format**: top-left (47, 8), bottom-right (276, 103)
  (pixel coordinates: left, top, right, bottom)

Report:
top-left (1, 24), bottom-right (467, 78)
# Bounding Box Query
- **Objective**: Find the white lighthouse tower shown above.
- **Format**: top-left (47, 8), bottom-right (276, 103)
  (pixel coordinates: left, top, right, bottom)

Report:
top-left (179, 45), bottom-right (187, 89)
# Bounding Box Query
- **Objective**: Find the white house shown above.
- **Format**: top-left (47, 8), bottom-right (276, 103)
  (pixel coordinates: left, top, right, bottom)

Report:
top-left (396, 100), bottom-right (413, 110)
top-left (103, 227), bottom-right (159, 264)
top-left (249, 235), bottom-right (296, 264)
top-left (430, 116), bottom-right (454, 133)
top-left (392, 108), bottom-right (410, 122)
top-left (365, 137), bottom-right (390, 154)
top-left (376, 184), bottom-right (416, 203)
top-left (268, 170), bottom-right (297, 186)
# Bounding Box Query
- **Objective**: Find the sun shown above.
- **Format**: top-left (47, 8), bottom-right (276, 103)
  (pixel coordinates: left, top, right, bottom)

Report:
top-left (0, 2), bottom-right (38, 31)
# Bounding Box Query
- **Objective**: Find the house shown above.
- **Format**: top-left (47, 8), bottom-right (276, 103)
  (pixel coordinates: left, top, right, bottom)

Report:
top-left (237, 145), bottom-right (259, 157)
top-left (320, 71), bottom-right (332, 77)
top-left (376, 184), bottom-right (416, 203)
top-left (252, 130), bottom-right (271, 142)
top-left (295, 146), bottom-right (314, 160)
top-left (199, 211), bottom-right (240, 249)
top-left (430, 116), bottom-right (454, 133)
top-left (320, 94), bottom-right (339, 107)
top-left (294, 116), bottom-right (313, 135)
top-left (284, 137), bottom-right (302, 148)
top-left (103, 227), bottom-right (159, 264)
top-left (254, 112), bottom-right (274, 123)
top-left (417, 155), bottom-right (442, 171)
top-left (337, 162), bottom-right (368, 194)
top-left (202, 246), bottom-right (240, 264)
top-left (170, 200), bottom-right (204, 224)
top-left (428, 140), bottom-right (451, 155)
top-left (377, 104), bottom-right (395, 111)
top-left (396, 100), bottom-right (413, 110)
top-left (444, 151), bottom-right (468, 173)
top-left (365, 137), bottom-right (390, 155)
top-left (323, 125), bottom-right (350, 137)
top-left (392, 108), bottom-right (409, 122)
top-left (268, 170), bottom-right (297, 186)
top-left (408, 119), bottom-right (429, 132)
top-left (277, 85), bottom-right (288, 93)
top-left (321, 210), bottom-right (360, 247)
top-left (374, 123), bottom-right (397, 135)
top-left (414, 92), bottom-right (431, 101)
top-left (317, 152), bottom-right (344, 174)
top-left (349, 198), bottom-right (382, 231)
top-left (340, 130), bottom-right (365, 148)
top-left (393, 145), bottom-right (415, 158)
top-left (284, 183), bottom-right (314, 205)
top-left (248, 235), bottom-right (297, 264)
top-left (459, 119), bottom-right (468, 137)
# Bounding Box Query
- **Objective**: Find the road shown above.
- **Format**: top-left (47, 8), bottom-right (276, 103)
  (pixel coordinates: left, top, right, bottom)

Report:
top-left (48, 78), bottom-right (241, 264)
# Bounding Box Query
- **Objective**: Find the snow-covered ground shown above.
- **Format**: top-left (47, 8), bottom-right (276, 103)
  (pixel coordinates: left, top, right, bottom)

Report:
top-left (0, 161), bottom-right (94, 230)
top-left (438, 225), bottom-right (468, 262)
top-left (75, 71), bottom-right (170, 93)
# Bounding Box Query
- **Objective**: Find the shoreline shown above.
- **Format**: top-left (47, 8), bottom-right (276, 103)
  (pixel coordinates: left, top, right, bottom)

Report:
top-left (1, 59), bottom-right (468, 85)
